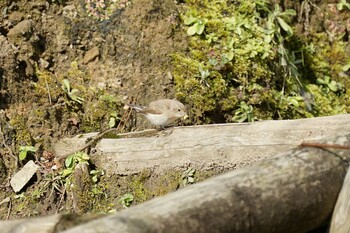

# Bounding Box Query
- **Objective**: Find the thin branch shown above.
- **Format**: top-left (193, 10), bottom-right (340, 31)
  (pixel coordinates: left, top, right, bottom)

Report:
top-left (45, 75), bottom-right (52, 105)
top-left (6, 198), bottom-right (12, 220)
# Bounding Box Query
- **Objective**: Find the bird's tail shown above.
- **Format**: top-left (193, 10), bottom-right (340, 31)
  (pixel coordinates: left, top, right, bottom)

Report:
top-left (126, 104), bottom-right (145, 112)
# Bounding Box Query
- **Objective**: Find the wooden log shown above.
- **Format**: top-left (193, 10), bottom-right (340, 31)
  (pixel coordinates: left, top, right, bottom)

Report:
top-left (0, 215), bottom-right (63, 233)
top-left (62, 134), bottom-right (350, 233)
top-left (82, 114), bottom-right (350, 175)
top-left (0, 214), bottom-right (104, 233)
top-left (330, 165), bottom-right (350, 233)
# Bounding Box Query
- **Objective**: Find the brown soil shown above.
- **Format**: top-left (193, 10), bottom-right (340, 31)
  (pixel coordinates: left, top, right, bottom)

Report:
top-left (0, 0), bottom-right (188, 219)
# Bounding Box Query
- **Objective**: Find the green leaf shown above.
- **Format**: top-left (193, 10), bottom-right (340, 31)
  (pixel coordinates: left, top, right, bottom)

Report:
top-left (187, 24), bottom-right (197, 36)
top-left (328, 81), bottom-right (338, 92)
top-left (316, 78), bottom-right (325, 85)
top-left (337, 2), bottom-right (344, 11)
top-left (288, 98), bottom-right (299, 107)
top-left (184, 15), bottom-right (197, 25)
top-left (225, 51), bottom-right (234, 61)
top-left (227, 37), bottom-right (234, 48)
top-left (70, 89), bottom-right (79, 95)
top-left (80, 153), bottom-right (90, 161)
top-left (62, 79), bottom-right (71, 92)
top-left (225, 17), bottom-right (236, 30)
top-left (264, 35), bottom-right (272, 43)
top-left (196, 23), bottom-right (205, 35)
top-left (20, 146), bottom-right (37, 153)
top-left (208, 58), bottom-right (218, 66)
top-left (119, 193), bottom-right (134, 208)
top-left (324, 75), bottom-right (330, 83)
top-left (90, 170), bottom-right (98, 175)
top-left (109, 117), bottom-right (116, 128)
top-left (342, 63), bottom-right (350, 71)
top-left (26, 146), bottom-right (37, 152)
top-left (276, 17), bottom-right (293, 35)
top-left (19, 151), bottom-right (27, 160)
top-left (283, 9), bottom-right (296, 16)
top-left (61, 168), bottom-right (73, 177)
top-left (65, 155), bottom-right (75, 168)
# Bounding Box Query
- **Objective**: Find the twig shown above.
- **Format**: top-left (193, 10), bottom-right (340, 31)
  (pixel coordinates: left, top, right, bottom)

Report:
top-left (300, 142), bottom-right (350, 150)
top-left (45, 75), bottom-right (52, 105)
top-left (56, 185), bottom-right (66, 214)
top-left (6, 198), bottom-right (12, 220)
top-left (55, 126), bottom-right (159, 162)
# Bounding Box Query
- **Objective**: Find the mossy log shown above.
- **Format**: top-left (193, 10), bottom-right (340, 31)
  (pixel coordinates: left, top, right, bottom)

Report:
top-left (61, 134), bottom-right (350, 233)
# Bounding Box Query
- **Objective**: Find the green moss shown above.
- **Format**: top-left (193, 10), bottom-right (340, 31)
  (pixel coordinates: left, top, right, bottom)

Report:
top-left (173, 0), bottom-right (349, 123)
top-left (8, 115), bottom-right (34, 147)
top-left (32, 61), bottom-right (124, 136)
top-left (152, 171), bottom-right (181, 196)
top-left (129, 169), bottom-right (152, 203)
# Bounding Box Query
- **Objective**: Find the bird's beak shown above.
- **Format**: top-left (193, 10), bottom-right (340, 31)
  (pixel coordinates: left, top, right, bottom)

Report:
top-left (183, 114), bottom-right (189, 120)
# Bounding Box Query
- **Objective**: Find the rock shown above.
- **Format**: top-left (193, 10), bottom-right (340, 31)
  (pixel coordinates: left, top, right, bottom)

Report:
top-left (24, 58), bottom-right (34, 77)
top-left (63, 5), bottom-right (77, 19)
top-left (83, 46), bottom-right (99, 64)
top-left (39, 58), bottom-right (50, 69)
top-left (7, 19), bottom-right (33, 38)
top-left (10, 160), bottom-right (39, 193)
top-left (8, 11), bottom-right (24, 22)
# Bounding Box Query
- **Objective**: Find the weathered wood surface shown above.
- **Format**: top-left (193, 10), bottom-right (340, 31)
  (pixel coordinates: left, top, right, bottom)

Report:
top-left (60, 134), bottom-right (350, 233)
top-left (0, 214), bottom-right (103, 233)
top-left (330, 164), bottom-right (350, 233)
top-left (0, 214), bottom-right (62, 233)
top-left (75, 114), bottom-right (350, 175)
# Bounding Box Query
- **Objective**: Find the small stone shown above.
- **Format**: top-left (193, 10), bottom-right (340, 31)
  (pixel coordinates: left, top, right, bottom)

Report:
top-left (83, 46), bottom-right (99, 64)
top-left (7, 19), bottom-right (32, 38)
top-left (24, 58), bottom-right (34, 76)
top-left (8, 11), bottom-right (24, 22)
top-left (10, 160), bottom-right (39, 192)
top-left (39, 58), bottom-right (50, 69)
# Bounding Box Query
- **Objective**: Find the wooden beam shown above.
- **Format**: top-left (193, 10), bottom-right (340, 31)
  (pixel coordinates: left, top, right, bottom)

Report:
top-left (78, 114), bottom-right (350, 175)
top-left (330, 165), bottom-right (350, 233)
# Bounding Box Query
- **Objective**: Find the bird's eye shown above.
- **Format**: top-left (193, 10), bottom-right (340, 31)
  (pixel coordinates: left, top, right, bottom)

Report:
top-left (177, 108), bottom-right (181, 112)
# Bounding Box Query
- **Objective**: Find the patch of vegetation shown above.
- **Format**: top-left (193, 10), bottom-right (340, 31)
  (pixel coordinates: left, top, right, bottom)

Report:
top-left (118, 193), bottom-right (134, 208)
top-left (173, 0), bottom-right (349, 123)
top-left (33, 61), bottom-right (124, 134)
top-left (18, 145), bottom-right (37, 161)
top-left (181, 167), bottom-right (196, 185)
top-left (0, 60), bottom-right (125, 217)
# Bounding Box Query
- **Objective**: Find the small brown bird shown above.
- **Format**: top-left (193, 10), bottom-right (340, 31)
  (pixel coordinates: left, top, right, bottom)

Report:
top-left (127, 99), bottom-right (188, 127)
